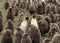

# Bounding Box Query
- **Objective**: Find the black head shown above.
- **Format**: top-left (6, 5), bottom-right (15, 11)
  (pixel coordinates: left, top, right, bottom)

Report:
top-left (25, 16), bottom-right (29, 21)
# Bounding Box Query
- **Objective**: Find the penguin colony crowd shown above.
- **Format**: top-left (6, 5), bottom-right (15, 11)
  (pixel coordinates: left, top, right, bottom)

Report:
top-left (0, 0), bottom-right (60, 43)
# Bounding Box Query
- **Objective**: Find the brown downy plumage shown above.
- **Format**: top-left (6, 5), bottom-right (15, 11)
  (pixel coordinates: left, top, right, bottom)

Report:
top-left (28, 25), bottom-right (41, 43)
top-left (21, 33), bottom-right (32, 43)
top-left (7, 7), bottom-right (14, 21)
top-left (4, 0), bottom-right (10, 10)
top-left (1, 29), bottom-right (13, 43)
top-left (38, 20), bottom-right (48, 35)
top-left (49, 23), bottom-right (60, 39)
top-left (42, 38), bottom-right (50, 43)
top-left (0, 17), bottom-right (3, 32)
top-left (6, 19), bottom-right (14, 34)
top-left (14, 27), bottom-right (24, 43)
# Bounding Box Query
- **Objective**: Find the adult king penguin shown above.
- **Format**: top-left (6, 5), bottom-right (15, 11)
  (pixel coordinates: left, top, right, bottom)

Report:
top-left (19, 16), bottom-right (29, 33)
top-left (31, 15), bottom-right (39, 29)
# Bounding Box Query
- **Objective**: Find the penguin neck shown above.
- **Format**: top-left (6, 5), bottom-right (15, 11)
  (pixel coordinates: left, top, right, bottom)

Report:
top-left (23, 20), bottom-right (28, 23)
top-left (32, 17), bottom-right (36, 20)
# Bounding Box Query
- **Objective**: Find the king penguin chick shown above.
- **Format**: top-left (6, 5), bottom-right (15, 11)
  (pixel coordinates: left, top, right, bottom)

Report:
top-left (19, 16), bottom-right (29, 33)
top-left (31, 15), bottom-right (39, 28)
top-left (4, 0), bottom-right (10, 10)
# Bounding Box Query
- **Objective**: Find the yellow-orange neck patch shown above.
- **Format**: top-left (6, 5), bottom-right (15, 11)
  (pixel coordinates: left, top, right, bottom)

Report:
top-left (32, 18), bottom-right (36, 20)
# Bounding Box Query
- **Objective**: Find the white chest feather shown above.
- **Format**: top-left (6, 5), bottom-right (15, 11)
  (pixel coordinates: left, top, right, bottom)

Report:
top-left (42, 0), bottom-right (45, 3)
top-left (19, 20), bottom-right (27, 32)
top-left (31, 18), bottom-right (38, 28)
